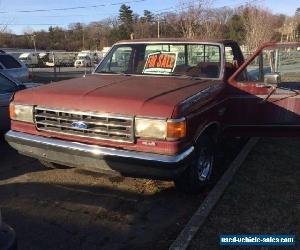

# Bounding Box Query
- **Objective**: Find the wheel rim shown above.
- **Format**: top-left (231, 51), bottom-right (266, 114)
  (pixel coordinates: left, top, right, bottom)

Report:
top-left (196, 147), bottom-right (213, 182)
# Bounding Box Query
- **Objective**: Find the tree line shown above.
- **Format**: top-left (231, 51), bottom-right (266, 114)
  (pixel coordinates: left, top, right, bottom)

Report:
top-left (0, 0), bottom-right (300, 52)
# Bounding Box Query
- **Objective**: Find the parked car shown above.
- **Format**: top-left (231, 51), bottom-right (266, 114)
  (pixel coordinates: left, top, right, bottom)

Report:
top-left (0, 72), bottom-right (34, 132)
top-left (5, 39), bottom-right (300, 193)
top-left (74, 54), bottom-right (92, 68)
top-left (0, 51), bottom-right (31, 83)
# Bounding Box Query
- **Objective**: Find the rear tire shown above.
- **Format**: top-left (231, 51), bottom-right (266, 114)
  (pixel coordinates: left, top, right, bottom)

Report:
top-left (174, 135), bottom-right (215, 194)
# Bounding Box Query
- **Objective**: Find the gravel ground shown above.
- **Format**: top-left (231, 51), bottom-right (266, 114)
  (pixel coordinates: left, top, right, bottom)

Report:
top-left (0, 135), bottom-right (245, 250)
top-left (6, 69), bottom-right (245, 249)
top-left (189, 137), bottom-right (300, 250)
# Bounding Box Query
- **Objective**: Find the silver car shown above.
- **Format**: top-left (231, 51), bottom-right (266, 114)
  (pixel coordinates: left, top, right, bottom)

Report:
top-left (0, 51), bottom-right (31, 83)
top-left (0, 72), bottom-right (26, 132)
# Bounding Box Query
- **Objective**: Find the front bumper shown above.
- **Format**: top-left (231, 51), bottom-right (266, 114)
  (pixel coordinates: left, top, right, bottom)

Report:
top-left (5, 131), bottom-right (194, 180)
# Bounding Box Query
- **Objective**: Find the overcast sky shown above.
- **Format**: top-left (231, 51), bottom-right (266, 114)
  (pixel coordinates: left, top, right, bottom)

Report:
top-left (0, 0), bottom-right (298, 34)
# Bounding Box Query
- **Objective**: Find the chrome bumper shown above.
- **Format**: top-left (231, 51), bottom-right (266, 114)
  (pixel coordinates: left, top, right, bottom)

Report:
top-left (5, 131), bottom-right (194, 179)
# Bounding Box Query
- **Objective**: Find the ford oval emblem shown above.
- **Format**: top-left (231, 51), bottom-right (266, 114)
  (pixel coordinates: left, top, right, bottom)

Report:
top-left (71, 121), bottom-right (88, 129)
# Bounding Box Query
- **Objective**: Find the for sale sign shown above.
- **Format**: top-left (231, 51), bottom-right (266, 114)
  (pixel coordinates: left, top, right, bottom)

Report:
top-left (143, 52), bottom-right (177, 74)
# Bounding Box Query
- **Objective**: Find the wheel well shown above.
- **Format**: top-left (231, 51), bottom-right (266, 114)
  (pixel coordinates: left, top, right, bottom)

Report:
top-left (195, 122), bottom-right (220, 144)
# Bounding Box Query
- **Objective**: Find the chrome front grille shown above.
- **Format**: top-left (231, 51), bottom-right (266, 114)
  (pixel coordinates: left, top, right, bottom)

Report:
top-left (34, 107), bottom-right (134, 143)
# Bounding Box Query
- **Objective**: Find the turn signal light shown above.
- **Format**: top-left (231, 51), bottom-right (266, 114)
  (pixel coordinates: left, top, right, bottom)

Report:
top-left (167, 119), bottom-right (186, 140)
top-left (9, 102), bottom-right (15, 119)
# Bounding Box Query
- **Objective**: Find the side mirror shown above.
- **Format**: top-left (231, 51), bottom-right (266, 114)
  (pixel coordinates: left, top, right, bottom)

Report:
top-left (264, 73), bottom-right (281, 85)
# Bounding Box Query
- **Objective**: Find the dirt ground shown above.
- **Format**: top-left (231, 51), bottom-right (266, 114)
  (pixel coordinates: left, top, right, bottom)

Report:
top-left (189, 137), bottom-right (300, 250)
top-left (0, 135), bottom-right (246, 250)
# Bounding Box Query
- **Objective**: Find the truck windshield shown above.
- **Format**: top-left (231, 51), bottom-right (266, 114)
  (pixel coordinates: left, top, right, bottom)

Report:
top-left (95, 43), bottom-right (221, 78)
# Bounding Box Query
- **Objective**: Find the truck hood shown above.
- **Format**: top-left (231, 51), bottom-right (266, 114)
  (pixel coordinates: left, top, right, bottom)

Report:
top-left (14, 74), bottom-right (215, 118)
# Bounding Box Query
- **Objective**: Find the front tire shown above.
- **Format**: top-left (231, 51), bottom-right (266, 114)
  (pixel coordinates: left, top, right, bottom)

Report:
top-left (174, 135), bottom-right (215, 194)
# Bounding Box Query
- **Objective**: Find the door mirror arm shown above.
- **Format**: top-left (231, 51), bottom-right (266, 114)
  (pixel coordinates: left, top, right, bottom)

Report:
top-left (259, 73), bottom-right (281, 103)
top-left (259, 85), bottom-right (277, 103)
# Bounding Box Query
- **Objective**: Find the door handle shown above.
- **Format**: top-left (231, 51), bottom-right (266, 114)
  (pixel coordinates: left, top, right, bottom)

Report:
top-left (218, 107), bottom-right (226, 116)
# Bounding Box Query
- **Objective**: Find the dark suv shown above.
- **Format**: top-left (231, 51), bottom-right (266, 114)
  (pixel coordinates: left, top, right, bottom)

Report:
top-left (0, 51), bottom-right (31, 83)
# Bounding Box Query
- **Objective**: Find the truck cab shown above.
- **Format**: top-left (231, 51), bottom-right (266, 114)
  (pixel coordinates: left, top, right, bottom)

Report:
top-left (19, 52), bottom-right (39, 67)
top-left (5, 39), bottom-right (300, 193)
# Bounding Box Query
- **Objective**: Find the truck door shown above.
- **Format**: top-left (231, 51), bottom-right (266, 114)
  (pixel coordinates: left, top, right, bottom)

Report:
top-left (226, 43), bottom-right (300, 136)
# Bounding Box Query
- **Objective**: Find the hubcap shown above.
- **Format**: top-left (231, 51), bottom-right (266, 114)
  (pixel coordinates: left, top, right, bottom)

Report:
top-left (196, 147), bottom-right (213, 182)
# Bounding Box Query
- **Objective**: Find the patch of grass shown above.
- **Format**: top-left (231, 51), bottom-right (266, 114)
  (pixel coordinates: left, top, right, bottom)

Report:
top-left (189, 138), bottom-right (300, 250)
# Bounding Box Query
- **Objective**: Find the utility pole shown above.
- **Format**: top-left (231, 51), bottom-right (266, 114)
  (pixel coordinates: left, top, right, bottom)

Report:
top-left (82, 25), bottom-right (85, 50)
top-left (157, 14), bottom-right (160, 38)
top-left (31, 34), bottom-right (36, 52)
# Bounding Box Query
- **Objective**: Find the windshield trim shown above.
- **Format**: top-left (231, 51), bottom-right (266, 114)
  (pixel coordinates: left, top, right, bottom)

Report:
top-left (93, 72), bottom-right (223, 81)
top-left (94, 42), bottom-right (225, 80)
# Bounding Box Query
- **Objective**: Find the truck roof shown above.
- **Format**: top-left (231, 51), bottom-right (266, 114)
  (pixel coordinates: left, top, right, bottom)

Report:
top-left (116, 38), bottom-right (237, 45)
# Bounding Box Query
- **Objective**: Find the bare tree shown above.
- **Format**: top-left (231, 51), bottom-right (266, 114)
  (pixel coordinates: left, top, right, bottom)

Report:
top-left (199, 8), bottom-right (233, 39)
top-left (242, 5), bottom-right (277, 50)
top-left (178, 0), bottom-right (211, 38)
top-left (0, 24), bottom-right (7, 33)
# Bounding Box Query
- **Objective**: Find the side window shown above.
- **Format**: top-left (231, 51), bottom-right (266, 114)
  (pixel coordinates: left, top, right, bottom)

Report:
top-left (102, 46), bottom-right (133, 73)
top-left (0, 74), bottom-right (17, 93)
top-left (187, 45), bottom-right (221, 78)
top-left (206, 46), bottom-right (220, 63)
top-left (0, 55), bottom-right (22, 69)
top-left (187, 45), bottom-right (204, 66)
top-left (225, 46), bottom-right (234, 63)
top-left (237, 46), bottom-right (300, 83)
top-left (187, 45), bottom-right (221, 66)
top-left (277, 47), bottom-right (300, 83)
top-left (224, 46), bottom-right (237, 80)
top-left (236, 53), bottom-right (265, 82)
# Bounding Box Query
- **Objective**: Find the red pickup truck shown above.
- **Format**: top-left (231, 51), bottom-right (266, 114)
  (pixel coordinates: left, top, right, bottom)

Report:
top-left (5, 39), bottom-right (300, 193)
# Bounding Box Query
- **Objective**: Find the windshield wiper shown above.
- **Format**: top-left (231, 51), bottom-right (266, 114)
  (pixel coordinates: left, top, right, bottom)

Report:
top-left (97, 71), bottom-right (131, 76)
top-left (170, 73), bottom-right (192, 78)
top-left (96, 71), bottom-right (119, 74)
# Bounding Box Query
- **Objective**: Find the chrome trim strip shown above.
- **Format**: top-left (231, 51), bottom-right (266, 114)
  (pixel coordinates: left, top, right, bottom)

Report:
top-left (35, 106), bottom-right (133, 120)
top-left (35, 114), bottom-right (132, 128)
top-left (5, 131), bottom-right (194, 164)
top-left (34, 127), bottom-right (134, 144)
top-left (167, 117), bottom-right (186, 123)
top-left (226, 124), bottom-right (300, 128)
top-left (115, 41), bottom-right (223, 46)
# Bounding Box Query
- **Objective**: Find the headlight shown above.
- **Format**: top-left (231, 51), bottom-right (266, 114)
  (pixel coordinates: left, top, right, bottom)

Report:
top-left (135, 117), bottom-right (186, 140)
top-left (135, 118), bottom-right (166, 139)
top-left (9, 103), bottom-right (34, 123)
